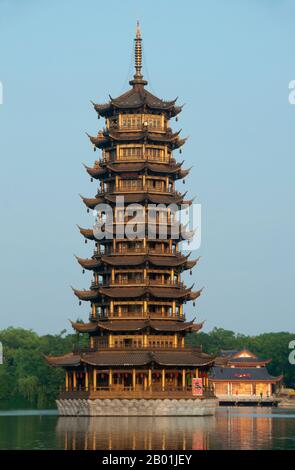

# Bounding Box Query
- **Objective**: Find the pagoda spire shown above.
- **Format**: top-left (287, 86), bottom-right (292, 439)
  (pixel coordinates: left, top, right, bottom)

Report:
top-left (129, 21), bottom-right (148, 87)
top-left (134, 21), bottom-right (142, 78)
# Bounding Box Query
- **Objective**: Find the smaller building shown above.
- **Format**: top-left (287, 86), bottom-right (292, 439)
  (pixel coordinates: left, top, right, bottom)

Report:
top-left (209, 349), bottom-right (282, 401)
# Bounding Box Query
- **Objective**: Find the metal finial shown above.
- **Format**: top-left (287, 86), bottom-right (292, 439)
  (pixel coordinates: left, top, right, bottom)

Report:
top-left (134, 21), bottom-right (142, 78)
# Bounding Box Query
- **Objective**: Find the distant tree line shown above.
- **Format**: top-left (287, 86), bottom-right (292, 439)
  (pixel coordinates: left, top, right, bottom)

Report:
top-left (0, 326), bottom-right (294, 409)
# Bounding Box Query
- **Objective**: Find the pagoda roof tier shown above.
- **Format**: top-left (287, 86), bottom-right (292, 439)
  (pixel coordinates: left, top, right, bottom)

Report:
top-left (75, 254), bottom-right (198, 271)
top-left (215, 349), bottom-right (272, 367)
top-left (46, 350), bottom-right (214, 368)
top-left (70, 319), bottom-right (204, 333)
top-left (72, 286), bottom-right (202, 301)
top-left (77, 226), bottom-right (96, 240)
top-left (77, 225), bottom-right (195, 242)
top-left (84, 162), bottom-right (190, 180)
top-left (209, 366), bottom-right (283, 383)
top-left (87, 130), bottom-right (187, 150)
top-left (92, 87), bottom-right (182, 118)
top-left (44, 353), bottom-right (81, 368)
top-left (80, 192), bottom-right (192, 208)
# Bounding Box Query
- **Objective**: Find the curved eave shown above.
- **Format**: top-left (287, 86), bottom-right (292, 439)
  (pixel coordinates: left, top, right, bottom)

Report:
top-left (93, 98), bottom-right (181, 118)
top-left (211, 376), bottom-right (283, 383)
top-left (228, 359), bottom-right (272, 367)
top-left (77, 225), bottom-right (96, 240)
top-left (85, 162), bottom-right (189, 180)
top-left (188, 288), bottom-right (203, 301)
top-left (153, 353), bottom-right (215, 367)
top-left (72, 285), bottom-right (201, 301)
top-left (44, 353), bottom-right (81, 368)
top-left (81, 193), bottom-right (187, 208)
top-left (75, 256), bottom-right (101, 270)
top-left (80, 350), bottom-right (215, 367)
top-left (75, 255), bottom-right (198, 272)
top-left (77, 225), bottom-right (194, 243)
top-left (88, 131), bottom-right (187, 150)
top-left (72, 288), bottom-right (99, 301)
top-left (71, 320), bottom-right (99, 333)
top-left (98, 286), bottom-right (203, 301)
top-left (71, 319), bottom-right (203, 333)
top-left (80, 195), bottom-right (104, 209)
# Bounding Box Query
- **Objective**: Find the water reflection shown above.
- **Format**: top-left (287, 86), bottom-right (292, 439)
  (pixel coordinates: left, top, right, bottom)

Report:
top-left (56, 416), bottom-right (214, 450)
top-left (55, 409), bottom-right (295, 450)
top-left (1, 408), bottom-right (294, 450)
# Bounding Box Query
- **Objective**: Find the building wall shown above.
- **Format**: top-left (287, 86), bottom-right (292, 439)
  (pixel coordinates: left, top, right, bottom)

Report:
top-left (213, 382), bottom-right (272, 396)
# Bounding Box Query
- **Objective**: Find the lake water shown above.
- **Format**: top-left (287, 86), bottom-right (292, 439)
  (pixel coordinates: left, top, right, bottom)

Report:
top-left (0, 408), bottom-right (294, 450)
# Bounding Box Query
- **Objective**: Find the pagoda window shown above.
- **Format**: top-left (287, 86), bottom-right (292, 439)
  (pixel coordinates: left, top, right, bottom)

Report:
top-left (115, 208), bottom-right (145, 224)
top-left (148, 241), bottom-right (171, 254)
top-left (146, 178), bottom-right (166, 192)
top-left (145, 115), bottom-right (162, 130)
top-left (145, 146), bottom-right (165, 162)
top-left (115, 271), bottom-right (143, 285)
top-left (108, 116), bottom-right (118, 130)
top-left (113, 302), bottom-right (144, 318)
top-left (115, 209), bottom-right (125, 223)
top-left (119, 114), bottom-right (165, 132)
top-left (148, 207), bottom-right (169, 224)
top-left (148, 303), bottom-right (174, 318)
top-left (117, 240), bottom-right (144, 254)
top-left (120, 114), bottom-right (142, 130)
top-left (120, 178), bottom-right (143, 191)
top-left (103, 148), bottom-right (116, 162)
top-left (119, 146), bottom-right (143, 160)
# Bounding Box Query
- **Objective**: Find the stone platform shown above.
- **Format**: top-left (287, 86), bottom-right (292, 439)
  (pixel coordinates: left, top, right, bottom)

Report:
top-left (56, 398), bottom-right (217, 416)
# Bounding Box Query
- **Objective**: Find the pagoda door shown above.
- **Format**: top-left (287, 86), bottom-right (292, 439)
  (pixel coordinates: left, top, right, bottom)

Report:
top-left (76, 371), bottom-right (85, 390)
top-left (152, 372), bottom-right (162, 390)
top-left (123, 372), bottom-right (132, 388)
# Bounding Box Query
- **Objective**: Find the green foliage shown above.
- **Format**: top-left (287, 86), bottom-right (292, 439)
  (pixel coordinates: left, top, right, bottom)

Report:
top-left (186, 328), bottom-right (295, 387)
top-left (0, 326), bottom-right (294, 410)
top-left (0, 327), bottom-right (80, 410)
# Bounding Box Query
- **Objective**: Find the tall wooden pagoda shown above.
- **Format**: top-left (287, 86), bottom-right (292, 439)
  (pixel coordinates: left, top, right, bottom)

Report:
top-left (46, 23), bottom-right (216, 416)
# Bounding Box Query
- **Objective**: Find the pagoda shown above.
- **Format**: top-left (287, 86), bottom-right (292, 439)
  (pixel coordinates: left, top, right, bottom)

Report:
top-left (46, 23), bottom-right (217, 416)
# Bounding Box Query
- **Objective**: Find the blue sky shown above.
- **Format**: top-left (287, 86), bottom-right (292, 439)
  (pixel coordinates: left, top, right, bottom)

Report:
top-left (0, 0), bottom-right (294, 334)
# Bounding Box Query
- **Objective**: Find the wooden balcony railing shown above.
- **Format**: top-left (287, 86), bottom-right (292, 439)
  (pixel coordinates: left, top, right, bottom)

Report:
top-left (104, 155), bottom-right (170, 164)
top-left (59, 385), bottom-right (215, 400)
top-left (90, 312), bottom-right (184, 321)
top-left (100, 186), bottom-right (176, 194)
top-left (73, 345), bottom-right (202, 353)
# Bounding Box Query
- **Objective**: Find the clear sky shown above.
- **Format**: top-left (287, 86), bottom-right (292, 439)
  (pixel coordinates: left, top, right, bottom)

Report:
top-left (0, 0), bottom-right (294, 335)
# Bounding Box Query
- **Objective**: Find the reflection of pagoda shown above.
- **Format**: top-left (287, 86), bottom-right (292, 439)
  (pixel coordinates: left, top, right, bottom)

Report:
top-left (45, 23), bottom-right (216, 416)
top-left (56, 416), bottom-right (213, 450)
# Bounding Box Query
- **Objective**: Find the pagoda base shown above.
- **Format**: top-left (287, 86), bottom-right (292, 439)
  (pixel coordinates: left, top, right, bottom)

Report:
top-left (56, 398), bottom-right (217, 416)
